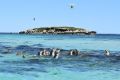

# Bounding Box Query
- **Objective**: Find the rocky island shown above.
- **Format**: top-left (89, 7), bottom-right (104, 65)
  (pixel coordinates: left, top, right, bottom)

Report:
top-left (19, 26), bottom-right (96, 35)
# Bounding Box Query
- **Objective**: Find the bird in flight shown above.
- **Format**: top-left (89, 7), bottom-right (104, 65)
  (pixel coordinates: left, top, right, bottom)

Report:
top-left (69, 4), bottom-right (75, 9)
top-left (33, 17), bottom-right (35, 21)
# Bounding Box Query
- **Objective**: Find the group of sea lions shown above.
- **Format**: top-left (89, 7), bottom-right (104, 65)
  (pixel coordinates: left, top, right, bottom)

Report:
top-left (37, 48), bottom-right (60, 59)
top-left (16, 48), bottom-right (113, 60)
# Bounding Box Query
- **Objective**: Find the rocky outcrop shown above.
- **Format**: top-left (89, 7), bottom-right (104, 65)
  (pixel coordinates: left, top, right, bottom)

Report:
top-left (19, 26), bottom-right (96, 35)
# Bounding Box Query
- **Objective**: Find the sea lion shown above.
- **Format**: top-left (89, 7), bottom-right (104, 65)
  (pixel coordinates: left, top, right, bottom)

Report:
top-left (69, 49), bottom-right (80, 56)
top-left (39, 49), bottom-right (50, 56)
top-left (50, 48), bottom-right (57, 57)
top-left (53, 49), bottom-right (60, 59)
top-left (104, 49), bottom-right (110, 56)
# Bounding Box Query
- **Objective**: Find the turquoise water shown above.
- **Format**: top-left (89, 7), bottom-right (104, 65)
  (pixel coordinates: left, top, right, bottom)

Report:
top-left (0, 34), bottom-right (120, 80)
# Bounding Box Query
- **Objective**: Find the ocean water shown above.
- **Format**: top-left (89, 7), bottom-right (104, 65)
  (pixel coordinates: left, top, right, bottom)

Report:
top-left (0, 34), bottom-right (120, 80)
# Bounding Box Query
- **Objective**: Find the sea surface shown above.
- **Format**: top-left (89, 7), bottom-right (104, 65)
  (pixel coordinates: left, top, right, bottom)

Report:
top-left (0, 33), bottom-right (120, 80)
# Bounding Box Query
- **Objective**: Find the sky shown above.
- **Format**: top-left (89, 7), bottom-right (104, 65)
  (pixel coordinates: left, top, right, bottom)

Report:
top-left (0, 0), bottom-right (120, 34)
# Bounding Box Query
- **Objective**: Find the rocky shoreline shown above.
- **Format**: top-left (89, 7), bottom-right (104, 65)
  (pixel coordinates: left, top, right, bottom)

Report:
top-left (19, 26), bottom-right (96, 35)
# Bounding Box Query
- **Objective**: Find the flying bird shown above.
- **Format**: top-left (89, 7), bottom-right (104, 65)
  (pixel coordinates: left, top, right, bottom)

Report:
top-left (70, 5), bottom-right (74, 8)
top-left (33, 17), bottom-right (35, 21)
top-left (69, 4), bottom-right (75, 9)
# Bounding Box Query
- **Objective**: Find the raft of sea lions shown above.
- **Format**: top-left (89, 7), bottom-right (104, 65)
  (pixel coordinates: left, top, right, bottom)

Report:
top-left (15, 48), bottom-right (120, 61)
top-left (16, 48), bottom-right (61, 59)
top-left (1, 45), bottom-right (120, 61)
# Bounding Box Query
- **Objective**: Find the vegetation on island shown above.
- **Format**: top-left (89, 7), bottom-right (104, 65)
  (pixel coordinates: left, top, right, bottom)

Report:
top-left (19, 26), bottom-right (96, 35)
